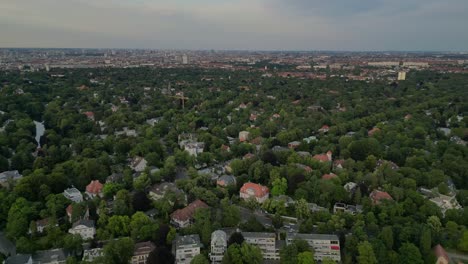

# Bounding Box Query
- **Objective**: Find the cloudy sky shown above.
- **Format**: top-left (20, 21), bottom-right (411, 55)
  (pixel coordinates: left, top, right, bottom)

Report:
top-left (1, 0), bottom-right (467, 51)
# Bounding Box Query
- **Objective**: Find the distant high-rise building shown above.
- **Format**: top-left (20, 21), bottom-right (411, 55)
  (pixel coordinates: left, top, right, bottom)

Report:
top-left (398, 71), bottom-right (406, 81)
top-left (182, 54), bottom-right (189, 64)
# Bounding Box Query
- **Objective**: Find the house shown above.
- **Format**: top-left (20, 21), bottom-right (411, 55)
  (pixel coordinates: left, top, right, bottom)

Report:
top-left (106, 172), bottom-right (123, 183)
top-left (238, 131), bottom-right (250, 142)
top-left (85, 180), bottom-right (103, 198)
top-left (333, 203), bottom-right (363, 215)
top-left (5, 254), bottom-right (32, 264)
top-left (322, 173), bottom-right (338, 180)
top-left (149, 182), bottom-right (186, 203)
top-left (308, 203), bottom-right (329, 213)
top-left (171, 200), bottom-right (209, 228)
top-left (294, 163), bottom-right (312, 173)
top-left (286, 233), bottom-right (341, 262)
top-left (174, 234), bottom-right (202, 264)
top-left (210, 230), bottom-right (227, 264)
top-left (83, 248), bottom-right (103, 262)
top-left (32, 248), bottom-right (69, 264)
top-left (272, 195), bottom-right (296, 208)
top-left (313, 151), bottom-right (332, 163)
top-left (333, 159), bottom-right (345, 170)
top-left (376, 159), bottom-right (399, 170)
top-left (84, 111), bottom-right (95, 121)
top-left (242, 232), bottom-right (279, 260)
top-left (34, 218), bottom-right (57, 233)
top-left (115, 127), bottom-right (138, 137)
top-left (288, 141), bottom-right (301, 149)
top-left (243, 153), bottom-right (255, 160)
top-left (68, 220), bottom-right (96, 240)
top-left (249, 113), bottom-right (258, 121)
top-left (221, 144), bottom-right (231, 152)
top-left (239, 182), bottom-right (269, 204)
top-left (130, 157), bottom-right (148, 172)
top-left (184, 142), bottom-right (205, 157)
top-left (318, 125), bottom-right (329, 133)
top-left (303, 136), bottom-right (317, 144)
top-left (0, 170), bottom-right (22, 186)
top-left (63, 187), bottom-right (83, 203)
top-left (369, 190), bottom-right (393, 205)
top-left (429, 194), bottom-right (462, 217)
top-left (433, 244), bottom-right (450, 264)
top-left (368, 127), bottom-right (381, 136)
top-left (217, 175), bottom-right (237, 187)
top-left (131, 241), bottom-right (155, 264)
top-left (344, 182), bottom-right (358, 193)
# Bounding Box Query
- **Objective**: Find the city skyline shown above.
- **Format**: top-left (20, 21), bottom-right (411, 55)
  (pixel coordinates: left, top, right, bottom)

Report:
top-left (1, 0), bottom-right (468, 51)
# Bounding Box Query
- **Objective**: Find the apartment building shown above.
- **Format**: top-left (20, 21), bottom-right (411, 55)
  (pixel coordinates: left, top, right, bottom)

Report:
top-left (286, 233), bottom-right (341, 262)
top-left (210, 230), bottom-right (227, 264)
top-left (174, 235), bottom-right (202, 264)
top-left (241, 232), bottom-right (279, 260)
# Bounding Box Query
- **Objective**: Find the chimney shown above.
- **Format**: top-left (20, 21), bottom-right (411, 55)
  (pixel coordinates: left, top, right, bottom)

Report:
top-left (326, 151), bottom-right (332, 161)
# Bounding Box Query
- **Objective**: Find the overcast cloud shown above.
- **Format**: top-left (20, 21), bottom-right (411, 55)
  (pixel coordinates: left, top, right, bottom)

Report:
top-left (1, 0), bottom-right (467, 51)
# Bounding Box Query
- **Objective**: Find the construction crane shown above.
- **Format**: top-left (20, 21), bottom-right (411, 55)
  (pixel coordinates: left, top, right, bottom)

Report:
top-left (171, 91), bottom-right (189, 109)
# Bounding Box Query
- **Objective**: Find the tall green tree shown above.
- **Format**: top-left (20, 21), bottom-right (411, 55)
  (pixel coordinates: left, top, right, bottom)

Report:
top-left (357, 241), bottom-right (378, 264)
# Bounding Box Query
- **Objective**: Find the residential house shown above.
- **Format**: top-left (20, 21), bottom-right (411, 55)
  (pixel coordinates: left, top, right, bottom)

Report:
top-left (429, 194), bottom-right (462, 217)
top-left (5, 254), bottom-right (33, 264)
top-left (63, 188), bottom-right (83, 203)
top-left (344, 182), bottom-right (358, 193)
top-left (376, 159), bottom-right (399, 170)
top-left (184, 142), bottom-right (205, 157)
top-left (433, 244), bottom-right (450, 264)
top-left (286, 233), bottom-right (341, 262)
top-left (333, 159), bottom-right (345, 170)
top-left (322, 173), bottom-right (338, 180)
top-left (106, 172), bottom-right (123, 183)
top-left (174, 235), bottom-right (202, 264)
top-left (68, 220), bottom-right (96, 240)
top-left (318, 125), bottom-right (329, 133)
top-left (210, 230), bottom-right (227, 264)
top-left (34, 218), bottom-right (57, 234)
top-left (32, 248), bottom-right (69, 264)
top-left (369, 190), bottom-right (393, 205)
top-left (288, 141), bottom-right (301, 149)
top-left (130, 157), bottom-right (148, 172)
top-left (272, 195), bottom-right (295, 208)
top-left (115, 127), bottom-right (137, 137)
top-left (303, 136), bottom-right (317, 144)
top-left (313, 151), bottom-right (332, 163)
top-left (333, 203), bottom-right (363, 215)
top-left (131, 241), bottom-right (155, 264)
top-left (171, 200), bottom-right (209, 228)
top-left (149, 182), bottom-right (186, 204)
top-left (368, 127), bottom-right (381, 136)
top-left (239, 182), bottom-right (269, 204)
top-left (217, 175), bottom-right (237, 187)
top-left (85, 180), bottom-right (103, 199)
top-left (239, 131), bottom-right (250, 142)
top-left (0, 170), bottom-right (22, 187)
top-left (82, 248), bottom-right (104, 263)
top-left (84, 111), bottom-right (95, 121)
top-left (242, 232), bottom-right (279, 260)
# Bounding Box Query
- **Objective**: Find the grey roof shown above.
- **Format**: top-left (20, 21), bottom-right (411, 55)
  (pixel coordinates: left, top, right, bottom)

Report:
top-left (217, 175), bottom-right (236, 185)
top-left (32, 248), bottom-right (69, 263)
top-left (175, 234), bottom-right (202, 248)
top-left (0, 232), bottom-right (16, 256)
top-left (0, 170), bottom-right (22, 182)
top-left (286, 233), bottom-right (339, 241)
top-left (72, 219), bottom-right (95, 229)
top-left (241, 232), bottom-right (276, 239)
top-left (5, 254), bottom-right (32, 264)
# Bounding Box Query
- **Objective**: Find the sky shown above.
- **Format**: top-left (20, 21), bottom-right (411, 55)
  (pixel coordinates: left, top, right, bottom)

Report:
top-left (1, 0), bottom-right (467, 51)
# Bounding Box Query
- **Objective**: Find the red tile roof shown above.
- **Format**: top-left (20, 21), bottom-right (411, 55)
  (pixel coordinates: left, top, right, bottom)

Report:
top-left (433, 244), bottom-right (449, 263)
top-left (84, 111), bottom-right (94, 118)
top-left (86, 180), bottom-right (103, 194)
top-left (369, 190), bottom-right (393, 204)
top-left (66, 204), bottom-right (73, 216)
top-left (171, 199), bottom-right (209, 222)
top-left (240, 182), bottom-right (269, 198)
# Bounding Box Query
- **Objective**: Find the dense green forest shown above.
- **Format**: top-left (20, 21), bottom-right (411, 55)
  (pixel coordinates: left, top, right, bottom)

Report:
top-left (0, 67), bottom-right (467, 264)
